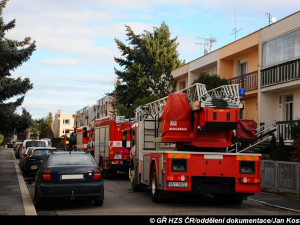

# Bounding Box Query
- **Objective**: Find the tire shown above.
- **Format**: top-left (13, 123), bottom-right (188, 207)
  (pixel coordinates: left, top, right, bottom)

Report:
top-left (94, 197), bottom-right (103, 206)
top-left (150, 166), bottom-right (162, 203)
top-left (34, 190), bottom-right (44, 209)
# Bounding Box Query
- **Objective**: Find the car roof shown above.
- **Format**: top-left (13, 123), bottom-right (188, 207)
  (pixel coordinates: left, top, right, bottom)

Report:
top-left (51, 151), bottom-right (87, 155)
top-left (31, 147), bottom-right (56, 150)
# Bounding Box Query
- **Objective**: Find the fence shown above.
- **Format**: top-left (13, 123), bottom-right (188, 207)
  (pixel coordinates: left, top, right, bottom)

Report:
top-left (261, 160), bottom-right (300, 197)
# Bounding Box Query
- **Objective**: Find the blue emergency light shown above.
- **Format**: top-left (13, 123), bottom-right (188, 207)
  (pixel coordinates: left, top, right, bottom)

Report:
top-left (239, 88), bottom-right (245, 98)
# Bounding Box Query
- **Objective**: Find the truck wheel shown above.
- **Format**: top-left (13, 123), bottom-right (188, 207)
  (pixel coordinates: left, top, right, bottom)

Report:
top-left (150, 166), bottom-right (162, 203)
top-left (131, 169), bottom-right (142, 192)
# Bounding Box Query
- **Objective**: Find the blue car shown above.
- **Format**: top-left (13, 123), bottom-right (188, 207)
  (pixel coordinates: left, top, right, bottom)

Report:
top-left (34, 152), bottom-right (104, 208)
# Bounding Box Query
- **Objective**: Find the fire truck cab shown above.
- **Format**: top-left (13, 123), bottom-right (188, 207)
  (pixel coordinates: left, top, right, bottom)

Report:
top-left (90, 116), bottom-right (133, 176)
top-left (127, 83), bottom-right (261, 204)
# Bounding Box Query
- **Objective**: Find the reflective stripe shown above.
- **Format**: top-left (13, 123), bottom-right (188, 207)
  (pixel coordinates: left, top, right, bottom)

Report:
top-left (168, 153), bottom-right (190, 159)
top-left (236, 155), bottom-right (259, 161)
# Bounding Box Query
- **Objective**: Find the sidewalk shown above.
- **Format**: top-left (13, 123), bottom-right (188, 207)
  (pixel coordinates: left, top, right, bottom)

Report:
top-left (0, 147), bottom-right (36, 215)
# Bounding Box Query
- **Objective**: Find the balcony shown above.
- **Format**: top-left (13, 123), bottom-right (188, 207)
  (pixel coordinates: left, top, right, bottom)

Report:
top-left (227, 71), bottom-right (258, 92)
top-left (261, 58), bottom-right (300, 88)
top-left (276, 120), bottom-right (300, 143)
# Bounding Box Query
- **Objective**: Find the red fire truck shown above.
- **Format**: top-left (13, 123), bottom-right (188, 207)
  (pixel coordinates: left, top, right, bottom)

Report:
top-left (63, 129), bottom-right (76, 150)
top-left (126, 83), bottom-right (261, 204)
top-left (89, 116), bottom-right (133, 176)
top-left (75, 126), bottom-right (89, 151)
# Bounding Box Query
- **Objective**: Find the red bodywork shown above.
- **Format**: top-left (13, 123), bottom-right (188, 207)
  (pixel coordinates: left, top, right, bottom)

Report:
top-left (132, 92), bottom-right (261, 198)
top-left (75, 127), bottom-right (89, 151)
top-left (90, 117), bottom-right (133, 171)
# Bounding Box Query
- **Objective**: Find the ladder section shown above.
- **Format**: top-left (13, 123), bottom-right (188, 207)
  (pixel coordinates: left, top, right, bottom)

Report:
top-left (135, 83), bottom-right (243, 121)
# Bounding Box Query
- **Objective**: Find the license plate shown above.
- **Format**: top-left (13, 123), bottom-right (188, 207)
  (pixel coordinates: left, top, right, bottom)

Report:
top-left (167, 182), bottom-right (188, 188)
top-left (114, 154), bottom-right (122, 159)
top-left (31, 165), bottom-right (38, 170)
top-left (61, 174), bottom-right (84, 180)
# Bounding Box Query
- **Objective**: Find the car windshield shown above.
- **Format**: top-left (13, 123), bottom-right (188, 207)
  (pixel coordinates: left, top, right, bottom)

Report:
top-left (26, 141), bottom-right (47, 148)
top-left (32, 150), bottom-right (52, 157)
top-left (48, 154), bottom-right (95, 166)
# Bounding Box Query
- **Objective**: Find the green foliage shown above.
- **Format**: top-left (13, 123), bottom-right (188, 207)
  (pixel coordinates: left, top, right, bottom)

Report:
top-left (31, 113), bottom-right (54, 139)
top-left (0, 0), bottom-right (36, 137)
top-left (270, 136), bottom-right (291, 161)
top-left (116, 95), bottom-right (159, 118)
top-left (192, 73), bottom-right (228, 90)
top-left (0, 134), bottom-right (3, 144)
top-left (114, 22), bottom-right (183, 117)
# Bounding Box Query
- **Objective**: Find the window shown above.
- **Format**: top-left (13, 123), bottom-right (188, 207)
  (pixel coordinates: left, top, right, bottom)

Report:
top-left (179, 81), bottom-right (186, 90)
top-left (63, 119), bottom-right (70, 124)
top-left (285, 95), bottom-right (293, 121)
top-left (236, 58), bottom-right (248, 76)
top-left (262, 28), bottom-right (300, 68)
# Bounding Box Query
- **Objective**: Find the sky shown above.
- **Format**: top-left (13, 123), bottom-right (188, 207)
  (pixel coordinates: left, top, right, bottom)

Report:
top-left (2, 0), bottom-right (299, 119)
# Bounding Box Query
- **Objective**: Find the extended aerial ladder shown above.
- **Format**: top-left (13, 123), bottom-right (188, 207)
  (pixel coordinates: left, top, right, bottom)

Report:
top-left (136, 83), bottom-right (243, 120)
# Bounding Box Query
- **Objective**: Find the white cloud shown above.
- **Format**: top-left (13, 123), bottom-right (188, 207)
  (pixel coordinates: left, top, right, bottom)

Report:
top-left (38, 59), bottom-right (81, 67)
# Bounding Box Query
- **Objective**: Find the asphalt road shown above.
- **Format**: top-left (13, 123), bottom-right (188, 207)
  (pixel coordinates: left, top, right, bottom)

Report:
top-left (24, 172), bottom-right (300, 216)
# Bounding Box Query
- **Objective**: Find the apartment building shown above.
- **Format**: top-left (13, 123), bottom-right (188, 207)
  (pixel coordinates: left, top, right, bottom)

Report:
top-left (75, 105), bottom-right (96, 129)
top-left (170, 11), bottom-right (300, 136)
top-left (54, 110), bottom-right (75, 138)
top-left (75, 96), bottom-right (114, 129)
top-left (218, 31), bottom-right (260, 123)
top-left (259, 11), bottom-right (300, 141)
top-left (172, 50), bottom-right (218, 92)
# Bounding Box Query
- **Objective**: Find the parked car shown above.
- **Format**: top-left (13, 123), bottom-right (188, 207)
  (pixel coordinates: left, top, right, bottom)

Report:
top-left (34, 152), bottom-right (104, 208)
top-left (20, 147), bottom-right (34, 172)
top-left (21, 139), bottom-right (48, 155)
top-left (41, 138), bottom-right (52, 147)
top-left (23, 147), bottom-right (56, 176)
top-left (14, 143), bottom-right (23, 159)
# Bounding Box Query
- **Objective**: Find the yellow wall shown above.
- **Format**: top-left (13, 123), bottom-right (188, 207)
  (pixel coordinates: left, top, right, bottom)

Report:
top-left (218, 31), bottom-right (260, 124)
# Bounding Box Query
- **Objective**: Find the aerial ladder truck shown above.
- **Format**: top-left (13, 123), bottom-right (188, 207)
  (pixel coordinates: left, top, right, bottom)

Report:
top-left (124, 83), bottom-right (261, 204)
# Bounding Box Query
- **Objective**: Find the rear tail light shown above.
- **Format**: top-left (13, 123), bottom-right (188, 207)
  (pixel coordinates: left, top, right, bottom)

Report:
top-left (42, 169), bottom-right (51, 181)
top-left (238, 177), bottom-right (261, 184)
top-left (167, 175), bottom-right (186, 181)
top-left (93, 169), bottom-right (101, 180)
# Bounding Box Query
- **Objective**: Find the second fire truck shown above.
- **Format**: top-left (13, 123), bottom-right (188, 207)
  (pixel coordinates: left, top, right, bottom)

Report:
top-left (125, 83), bottom-right (261, 204)
top-left (89, 116), bottom-right (133, 176)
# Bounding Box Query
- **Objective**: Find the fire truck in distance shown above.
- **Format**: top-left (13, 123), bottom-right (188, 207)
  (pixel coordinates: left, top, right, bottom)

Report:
top-left (75, 126), bottom-right (89, 151)
top-left (124, 83), bottom-right (261, 204)
top-left (89, 116), bottom-right (133, 176)
top-left (63, 129), bottom-right (76, 150)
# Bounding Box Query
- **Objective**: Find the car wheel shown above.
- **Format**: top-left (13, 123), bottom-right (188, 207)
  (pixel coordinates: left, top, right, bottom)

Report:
top-left (34, 190), bottom-right (44, 209)
top-left (94, 196), bottom-right (103, 206)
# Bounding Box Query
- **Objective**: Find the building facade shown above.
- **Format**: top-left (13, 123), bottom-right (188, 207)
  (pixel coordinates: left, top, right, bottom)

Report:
top-left (54, 110), bottom-right (75, 138)
top-left (259, 11), bottom-right (300, 141)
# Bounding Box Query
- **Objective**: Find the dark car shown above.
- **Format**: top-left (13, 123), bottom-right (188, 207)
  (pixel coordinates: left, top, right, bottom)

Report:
top-left (34, 152), bottom-right (104, 208)
top-left (23, 147), bottom-right (56, 176)
top-left (14, 143), bottom-right (23, 159)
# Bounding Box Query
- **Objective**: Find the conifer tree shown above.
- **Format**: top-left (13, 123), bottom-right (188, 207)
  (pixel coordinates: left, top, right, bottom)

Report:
top-left (114, 22), bottom-right (183, 117)
top-left (0, 0), bottom-right (36, 136)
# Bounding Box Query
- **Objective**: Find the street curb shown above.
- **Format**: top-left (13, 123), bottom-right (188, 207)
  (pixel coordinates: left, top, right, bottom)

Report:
top-left (13, 149), bottom-right (37, 216)
top-left (249, 198), bottom-right (300, 213)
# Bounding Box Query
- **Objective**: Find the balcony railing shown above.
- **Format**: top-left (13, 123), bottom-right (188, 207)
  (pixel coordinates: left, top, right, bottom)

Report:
top-left (261, 58), bottom-right (300, 88)
top-left (276, 120), bottom-right (300, 142)
top-left (227, 71), bottom-right (258, 92)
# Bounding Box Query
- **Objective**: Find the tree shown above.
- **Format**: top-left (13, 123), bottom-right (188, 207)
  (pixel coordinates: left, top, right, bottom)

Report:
top-left (114, 22), bottom-right (183, 117)
top-left (0, 0), bottom-right (36, 137)
top-left (192, 73), bottom-right (228, 90)
top-left (31, 113), bottom-right (54, 139)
